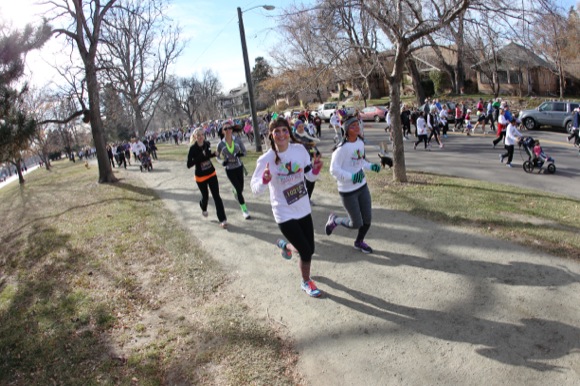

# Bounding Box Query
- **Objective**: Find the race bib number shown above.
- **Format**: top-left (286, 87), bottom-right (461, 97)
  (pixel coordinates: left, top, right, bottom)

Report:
top-left (200, 160), bottom-right (212, 171)
top-left (283, 182), bottom-right (307, 205)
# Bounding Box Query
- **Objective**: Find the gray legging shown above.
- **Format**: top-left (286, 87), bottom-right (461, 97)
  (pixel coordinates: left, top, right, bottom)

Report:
top-left (337, 184), bottom-right (372, 241)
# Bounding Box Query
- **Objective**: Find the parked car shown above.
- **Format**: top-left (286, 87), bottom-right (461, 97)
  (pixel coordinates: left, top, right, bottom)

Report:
top-left (418, 101), bottom-right (456, 123)
top-left (316, 102), bottom-right (338, 121)
top-left (359, 106), bottom-right (388, 122)
top-left (518, 101), bottom-right (580, 133)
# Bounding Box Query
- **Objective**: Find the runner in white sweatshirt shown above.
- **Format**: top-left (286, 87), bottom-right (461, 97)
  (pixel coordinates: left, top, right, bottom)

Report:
top-left (325, 116), bottom-right (381, 254)
top-left (251, 117), bottom-right (324, 297)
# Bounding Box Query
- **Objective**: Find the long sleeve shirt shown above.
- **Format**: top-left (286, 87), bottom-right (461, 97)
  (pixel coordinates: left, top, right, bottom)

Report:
top-left (131, 141), bottom-right (146, 156)
top-left (187, 140), bottom-right (217, 182)
top-left (505, 123), bottom-right (523, 146)
top-left (216, 136), bottom-right (246, 170)
top-left (416, 117), bottom-right (428, 136)
top-left (251, 144), bottom-right (318, 224)
top-left (329, 138), bottom-right (372, 194)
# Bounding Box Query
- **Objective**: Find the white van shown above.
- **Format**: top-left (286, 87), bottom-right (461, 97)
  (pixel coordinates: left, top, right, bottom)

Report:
top-left (317, 102), bottom-right (338, 121)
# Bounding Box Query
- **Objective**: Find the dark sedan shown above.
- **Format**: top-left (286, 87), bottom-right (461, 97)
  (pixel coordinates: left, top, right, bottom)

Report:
top-left (359, 106), bottom-right (388, 122)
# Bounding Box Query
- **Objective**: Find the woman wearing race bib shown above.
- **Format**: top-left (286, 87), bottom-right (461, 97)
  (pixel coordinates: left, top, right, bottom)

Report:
top-left (216, 120), bottom-right (250, 219)
top-left (187, 128), bottom-right (227, 228)
top-left (325, 116), bottom-right (381, 254)
top-left (251, 117), bottom-right (323, 297)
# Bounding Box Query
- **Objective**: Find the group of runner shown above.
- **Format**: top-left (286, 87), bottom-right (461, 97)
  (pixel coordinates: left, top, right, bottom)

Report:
top-left (186, 115), bottom-right (382, 298)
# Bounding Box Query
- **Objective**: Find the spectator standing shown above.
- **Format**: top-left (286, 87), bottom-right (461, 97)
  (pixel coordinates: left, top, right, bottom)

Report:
top-left (106, 144), bottom-right (116, 168)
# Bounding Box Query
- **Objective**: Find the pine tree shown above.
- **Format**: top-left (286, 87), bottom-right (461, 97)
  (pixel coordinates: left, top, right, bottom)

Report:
top-left (0, 21), bottom-right (51, 183)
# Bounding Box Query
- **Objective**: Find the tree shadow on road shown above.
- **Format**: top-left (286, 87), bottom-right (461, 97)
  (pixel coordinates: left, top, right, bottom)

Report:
top-left (313, 276), bottom-right (580, 372)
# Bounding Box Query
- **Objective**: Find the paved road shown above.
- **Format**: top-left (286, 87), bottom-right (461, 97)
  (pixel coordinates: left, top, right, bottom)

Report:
top-left (136, 134), bottom-right (580, 385)
top-left (319, 122), bottom-right (580, 200)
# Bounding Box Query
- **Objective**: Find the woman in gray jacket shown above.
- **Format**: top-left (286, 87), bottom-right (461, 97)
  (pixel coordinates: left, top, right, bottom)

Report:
top-left (216, 120), bottom-right (250, 219)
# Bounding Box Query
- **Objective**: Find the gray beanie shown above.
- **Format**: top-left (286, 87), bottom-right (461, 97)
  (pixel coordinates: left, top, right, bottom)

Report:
top-left (342, 116), bottom-right (359, 133)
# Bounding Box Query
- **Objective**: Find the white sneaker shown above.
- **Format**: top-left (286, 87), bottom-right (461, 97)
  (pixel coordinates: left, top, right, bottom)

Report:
top-left (242, 210), bottom-right (251, 219)
top-left (219, 221), bottom-right (228, 228)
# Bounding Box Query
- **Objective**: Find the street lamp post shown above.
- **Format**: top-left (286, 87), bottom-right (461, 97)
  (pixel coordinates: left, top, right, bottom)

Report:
top-left (237, 5), bottom-right (274, 153)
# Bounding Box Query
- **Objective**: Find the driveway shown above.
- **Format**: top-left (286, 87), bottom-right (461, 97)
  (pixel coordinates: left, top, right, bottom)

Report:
top-left (137, 136), bottom-right (580, 385)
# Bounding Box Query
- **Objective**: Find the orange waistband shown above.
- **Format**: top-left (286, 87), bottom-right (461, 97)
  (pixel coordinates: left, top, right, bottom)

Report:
top-left (195, 171), bottom-right (216, 183)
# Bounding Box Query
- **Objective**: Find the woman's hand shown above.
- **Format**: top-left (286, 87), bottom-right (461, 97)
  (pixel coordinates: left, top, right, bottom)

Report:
top-left (262, 163), bottom-right (272, 184)
top-left (312, 154), bottom-right (323, 175)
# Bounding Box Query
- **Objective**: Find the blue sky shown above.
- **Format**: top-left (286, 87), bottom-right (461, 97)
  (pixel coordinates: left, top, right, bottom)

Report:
top-left (1, 0), bottom-right (578, 92)
top-left (167, 0), bottom-right (283, 90)
top-left (1, 0), bottom-right (284, 91)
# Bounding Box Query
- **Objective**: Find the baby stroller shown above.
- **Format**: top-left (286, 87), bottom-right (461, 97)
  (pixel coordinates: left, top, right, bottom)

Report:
top-left (519, 136), bottom-right (556, 174)
top-left (139, 151), bottom-right (153, 172)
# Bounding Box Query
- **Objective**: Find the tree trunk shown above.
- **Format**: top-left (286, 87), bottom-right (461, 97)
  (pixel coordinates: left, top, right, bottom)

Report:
top-left (15, 159), bottom-right (25, 184)
top-left (316, 89), bottom-right (323, 104)
top-left (86, 62), bottom-right (117, 183)
top-left (389, 44), bottom-right (408, 183)
top-left (559, 61), bottom-right (565, 99)
top-left (406, 58), bottom-right (424, 106)
top-left (133, 103), bottom-right (145, 138)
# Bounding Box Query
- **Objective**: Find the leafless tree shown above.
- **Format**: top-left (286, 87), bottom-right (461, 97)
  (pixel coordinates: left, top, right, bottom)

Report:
top-left (356, 0), bottom-right (471, 183)
top-left (99, 0), bottom-right (183, 138)
top-left (162, 70), bottom-right (222, 127)
top-left (463, 12), bottom-right (504, 97)
top-left (101, 83), bottom-right (133, 140)
top-left (328, 2), bottom-right (385, 107)
top-left (22, 87), bottom-right (57, 170)
top-left (48, 0), bottom-right (118, 183)
top-left (526, 1), bottom-right (572, 98)
top-left (271, 4), bottom-right (338, 105)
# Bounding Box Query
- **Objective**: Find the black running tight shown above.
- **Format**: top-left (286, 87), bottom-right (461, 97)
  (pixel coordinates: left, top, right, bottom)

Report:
top-left (226, 166), bottom-right (245, 205)
top-left (278, 214), bottom-right (314, 263)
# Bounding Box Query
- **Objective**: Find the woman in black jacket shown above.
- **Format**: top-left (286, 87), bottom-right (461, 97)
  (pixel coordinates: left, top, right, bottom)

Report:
top-left (187, 128), bottom-right (227, 228)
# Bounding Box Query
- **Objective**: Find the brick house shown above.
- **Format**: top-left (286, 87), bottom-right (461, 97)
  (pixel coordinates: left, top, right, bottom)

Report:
top-left (471, 42), bottom-right (559, 96)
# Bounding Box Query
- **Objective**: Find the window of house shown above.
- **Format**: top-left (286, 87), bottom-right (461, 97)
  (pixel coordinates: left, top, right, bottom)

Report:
top-left (509, 71), bottom-right (521, 84)
top-left (480, 72), bottom-right (492, 84)
top-left (497, 71), bottom-right (508, 84)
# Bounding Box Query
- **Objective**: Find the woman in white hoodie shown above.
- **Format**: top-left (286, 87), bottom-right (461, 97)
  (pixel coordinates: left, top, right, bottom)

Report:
top-left (499, 117), bottom-right (523, 168)
top-left (251, 117), bottom-right (323, 297)
top-left (325, 117), bottom-right (381, 254)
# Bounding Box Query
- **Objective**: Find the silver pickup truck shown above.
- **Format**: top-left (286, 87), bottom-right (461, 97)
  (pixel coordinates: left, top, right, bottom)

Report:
top-left (518, 101), bottom-right (579, 134)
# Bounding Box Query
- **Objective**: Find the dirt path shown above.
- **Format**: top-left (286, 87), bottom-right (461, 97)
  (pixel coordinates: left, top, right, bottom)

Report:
top-left (139, 159), bottom-right (580, 385)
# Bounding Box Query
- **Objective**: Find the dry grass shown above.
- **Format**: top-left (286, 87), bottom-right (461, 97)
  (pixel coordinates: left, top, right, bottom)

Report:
top-left (0, 159), bottom-right (300, 385)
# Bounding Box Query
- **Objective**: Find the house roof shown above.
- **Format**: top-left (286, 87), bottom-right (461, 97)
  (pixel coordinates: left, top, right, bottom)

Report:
top-left (472, 42), bottom-right (552, 70)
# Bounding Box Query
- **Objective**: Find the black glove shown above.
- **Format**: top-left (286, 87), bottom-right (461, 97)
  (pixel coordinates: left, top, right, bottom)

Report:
top-left (222, 159), bottom-right (229, 166)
